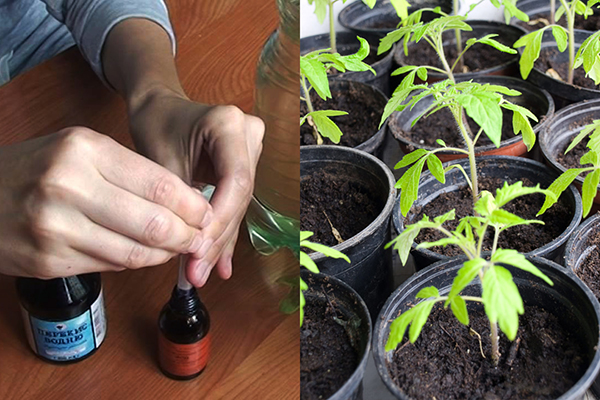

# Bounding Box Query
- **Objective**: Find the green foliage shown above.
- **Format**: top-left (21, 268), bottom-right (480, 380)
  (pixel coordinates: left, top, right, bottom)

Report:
top-left (541, 119), bottom-right (600, 217)
top-left (300, 37), bottom-right (375, 143)
top-left (575, 30), bottom-right (600, 85)
top-left (299, 231), bottom-right (350, 326)
top-left (384, 182), bottom-right (554, 353)
top-left (308, 0), bottom-right (376, 24)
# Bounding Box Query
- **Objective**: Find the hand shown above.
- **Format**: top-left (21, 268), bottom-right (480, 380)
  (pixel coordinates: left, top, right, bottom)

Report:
top-left (0, 127), bottom-right (212, 279)
top-left (128, 88), bottom-right (264, 286)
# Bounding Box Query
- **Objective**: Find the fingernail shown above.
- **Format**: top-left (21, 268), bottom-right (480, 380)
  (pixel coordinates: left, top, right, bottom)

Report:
top-left (188, 233), bottom-right (203, 253)
top-left (200, 209), bottom-right (213, 228)
top-left (196, 239), bottom-right (213, 259)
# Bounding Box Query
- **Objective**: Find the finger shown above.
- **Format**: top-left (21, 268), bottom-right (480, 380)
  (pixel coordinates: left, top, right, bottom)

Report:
top-left (95, 136), bottom-right (212, 228)
top-left (80, 178), bottom-right (204, 254)
top-left (215, 230), bottom-right (239, 280)
top-left (70, 214), bottom-right (176, 269)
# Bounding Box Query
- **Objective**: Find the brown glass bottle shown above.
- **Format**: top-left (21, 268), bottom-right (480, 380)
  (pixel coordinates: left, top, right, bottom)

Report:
top-left (158, 285), bottom-right (211, 380)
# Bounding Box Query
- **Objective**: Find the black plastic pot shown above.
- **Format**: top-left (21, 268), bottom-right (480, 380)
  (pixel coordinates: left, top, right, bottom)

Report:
top-left (301, 270), bottom-right (372, 400)
top-left (373, 256), bottom-right (600, 400)
top-left (301, 145), bottom-right (396, 317)
top-left (511, 0), bottom-right (600, 33)
top-left (564, 212), bottom-right (600, 399)
top-left (301, 32), bottom-right (395, 96)
top-left (301, 79), bottom-right (389, 159)
top-left (338, 0), bottom-right (453, 44)
top-left (393, 21), bottom-right (525, 84)
top-left (392, 156), bottom-right (583, 270)
top-left (539, 99), bottom-right (600, 208)
top-left (388, 75), bottom-right (554, 162)
top-left (525, 29), bottom-right (600, 109)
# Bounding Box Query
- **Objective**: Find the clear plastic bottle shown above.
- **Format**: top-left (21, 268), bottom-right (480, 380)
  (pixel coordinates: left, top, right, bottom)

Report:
top-left (246, 0), bottom-right (300, 256)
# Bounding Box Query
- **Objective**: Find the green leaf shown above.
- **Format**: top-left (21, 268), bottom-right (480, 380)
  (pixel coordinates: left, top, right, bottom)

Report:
top-left (300, 57), bottom-right (330, 100)
top-left (503, 0), bottom-right (529, 23)
top-left (445, 258), bottom-right (486, 306)
top-left (582, 168), bottom-right (600, 217)
top-left (551, 26), bottom-right (568, 52)
top-left (494, 181), bottom-right (548, 208)
top-left (416, 286), bottom-right (440, 299)
top-left (474, 191), bottom-right (496, 217)
top-left (361, 0), bottom-right (376, 8)
top-left (339, 37), bottom-right (376, 74)
top-left (409, 300), bottom-right (436, 343)
top-left (566, 122), bottom-right (599, 153)
top-left (300, 231), bottom-right (313, 241)
top-left (391, 0), bottom-right (412, 20)
top-left (482, 265), bottom-right (523, 341)
top-left (300, 251), bottom-right (320, 273)
top-left (426, 153), bottom-right (445, 183)
top-left (539, 169), bottom-right (587, 214)
top-left (395, 148), bottom-right (428, 169)
top-left (514, 29), bottom-right (545, 80)
top-left (385, 307), bottom-right (415, 351)
top-left (391, 65), bottom-right (419, 76)
top-left (576, 31), bottom-right (600, 84)
top-left (300, 279), bottom-right (307, 326)
top-left (417, 236), bottom-right (462, 249)
top-left (456, 92), bottom-right (503, 147)
top-left (482, 84), bottom-right (521, 97)
top-left (492, 249), bottom-right (553, 285)
top-left (450, 296), bottom-right (469, 325)
top-left (436, 139), bottom-right (446, 147)
top-left (398, 157), bottom-right (428, 216)
top-left (502, 102), bottom-right (538, 151)
top-left (378, 24), bottom-right (414, 55)
top-left (308, 110), bottom-right (348, 143)
top-left (417, 67), bottom-right (428, 81)
top-left (301, 240), bottom-right (350, 263)
top-left (477, 34), bottom-right (517, 54)
top-left (308, 0), bottom-right (328, 24)
top-left (489, 209), bottom-right (530, 226)
top-left (556, 4), bottom-right (566, 21)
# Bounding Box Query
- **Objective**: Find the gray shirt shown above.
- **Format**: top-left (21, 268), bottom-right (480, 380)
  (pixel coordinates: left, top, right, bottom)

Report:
top-left (0, 0), bottom-right (176, 86)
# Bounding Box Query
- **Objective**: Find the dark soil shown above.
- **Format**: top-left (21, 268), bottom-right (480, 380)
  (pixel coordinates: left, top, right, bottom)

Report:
top-left (300, 87), bottom-right (383, 148)
top-left (301, 168), bottom-right (383, 246)
top-left (517, 11), bottom-right (600, 32)
top-left (388, 303), bottom-right (587, 399)
top-left (409, 176), bottom-right (571, 256)
top-left (301, 296), bottom-right (358, 400)
top-left (535, 48), bottom-right (600, 90)
top-left (403, 33), bottom-right (516, 74)
top-left (557, 137), bottom-right (593, 178)
top-left (575, 229), bottom-right (600, 301)
top-left (390, 106), bottom-right (517, 150)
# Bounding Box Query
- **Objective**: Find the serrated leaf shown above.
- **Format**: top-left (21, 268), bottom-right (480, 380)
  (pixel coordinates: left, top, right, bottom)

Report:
top-left (300, 251), bottom-right (320, 273)
top-left (427, 153), bottom-right (445, 183)
top-left (581, 149), bottom-right (600, 166)
top-left (398, 156), bottom-right (428, 216)
top-left (387, 224), bottom-right (421, 265)
top-left (539, 169), bottom-right (586, 214)
top-left (395, 148), bottom-right (428, 169)
top-left (489, 209), bottom-right (529, 226)
top-left (445, 258), bottom-right (487, 306)
top-left (566, 123), bottom-right (597, 153)
top-left (385, 307), bottom-right (415, 351)
top-left (301, 240), bottom-right (350, 263)
top-left (514, 29), bottom-right (544, 80)
top-left (478, 34), bottom-right (518, 54)
top-left (482, 265), bottom-right (523, 341)
top-left (451, 296), bottom-right (469, 325)
top-left (391, 0), bottom-right (411, 20)
top-left (491, 249), bottom-right (553, 285)
top-left (474, 191), bottom-right (496, 217)
top-left (456, 92), bottom-right (503, 147)
top-left (416, 286), bottom-right (440, 299)
top-left (300, 57), bottom-right (331, 100)
top-left (494, 181), bottom-right (548, 208)
top-left (309, 111), bottom-right (347, 143)
top-left (378, 24), bottom-right (414, 55)
top-left (503, 0), bottom-right (529, 23)
top-left (502, 102), bottom-right (537, 151)
top-left (552, 26), bottom-right (568, 52)
top-left (582, 168), bottom-right (600, 217)
top-left (409, 300), bottom-right (436, 342)
top-left (339, 37), bottom-right (376, 74)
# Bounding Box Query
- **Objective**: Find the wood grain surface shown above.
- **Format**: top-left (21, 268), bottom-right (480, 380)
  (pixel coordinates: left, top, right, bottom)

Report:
top-left (0, 0), bottom-right (300, 399)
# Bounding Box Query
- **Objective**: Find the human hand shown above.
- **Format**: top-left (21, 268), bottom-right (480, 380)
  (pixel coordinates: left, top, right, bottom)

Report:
top-left (128, 88), bottom-right (264, 286)
top-left (0, 127), bottom-right (212, 279)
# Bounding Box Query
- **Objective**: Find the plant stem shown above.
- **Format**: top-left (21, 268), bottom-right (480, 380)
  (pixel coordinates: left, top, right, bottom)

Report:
top-left (490, 322), bottom-right (500, 366)
top-left (550, 0), bottom-right (556, 24)
top-left (491, 227), bottom-right (500, 255)
top-left (454, 107), bottom-right (478, 200)
top-left (438, 41), bottom-right (456, 83)
top-left (453, 0), bottom-right (464, 72)
top-left (559, 0), bottom-right (575, 84)
top-left (329, 0), bottom-right (337, 54)
top-left (301, 75), bottom-right (323, 144)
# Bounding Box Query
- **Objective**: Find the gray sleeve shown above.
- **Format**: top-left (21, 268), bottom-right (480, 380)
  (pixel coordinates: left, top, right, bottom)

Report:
top-left (39, 0), bottom-right (176, 85)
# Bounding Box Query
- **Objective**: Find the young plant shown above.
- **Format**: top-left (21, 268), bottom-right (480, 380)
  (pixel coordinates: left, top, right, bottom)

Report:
top-left (300, 38), bottom-right (375, 144)
top-left (539, 119), bottom-right (600, 218)
top-left (385, 182), bottom-right (554, 366)
top-left (514, 0), bottom-right (600, 85)
top-left (300, 231), bottom-right (350, 326)
top-left (380, 79), bottom-right (537, 216)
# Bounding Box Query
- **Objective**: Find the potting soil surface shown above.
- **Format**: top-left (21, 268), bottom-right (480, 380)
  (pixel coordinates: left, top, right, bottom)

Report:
top-left (535, 48), bottom-right (600, 90)
top-left (301, 168), bottom-right (383, 246)
top-left (300, 87), bottom-right (383, 147)
top-left (410, 176), bottom-right (571, 256)
top-left (301, 297), bottom-right (359, 400)
top-left (517, 11), bottom-right (600, 32)
top-left (405, 34), bottom-right (516, 74)
top-left (575, 229), bottom-right (600, 301)
top-left (388, 304), bottom-right (587, 399)
top-left (391, 106), bottom-right (517, 150)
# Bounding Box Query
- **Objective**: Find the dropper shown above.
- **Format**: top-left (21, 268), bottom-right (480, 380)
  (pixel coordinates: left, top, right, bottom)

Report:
top-left (177, 256), bottom-right (192, 291)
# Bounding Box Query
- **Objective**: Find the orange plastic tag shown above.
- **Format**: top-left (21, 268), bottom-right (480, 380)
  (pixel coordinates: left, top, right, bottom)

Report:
top-left (158, 332), bottom-right (211, 377)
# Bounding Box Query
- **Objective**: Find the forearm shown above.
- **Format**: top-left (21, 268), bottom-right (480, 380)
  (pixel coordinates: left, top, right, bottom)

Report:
top-left (102, 18), bottom-right (186, 113)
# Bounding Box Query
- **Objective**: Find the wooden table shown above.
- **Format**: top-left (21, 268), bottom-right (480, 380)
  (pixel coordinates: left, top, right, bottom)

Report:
top-left (0, 1), bottom-right (300, 399)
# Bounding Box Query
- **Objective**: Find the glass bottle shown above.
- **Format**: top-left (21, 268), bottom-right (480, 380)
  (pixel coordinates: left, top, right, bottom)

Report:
top-left (16, 273), bottom-right (106, 363)
top-left (246, 0), bottom-right (300, 256)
